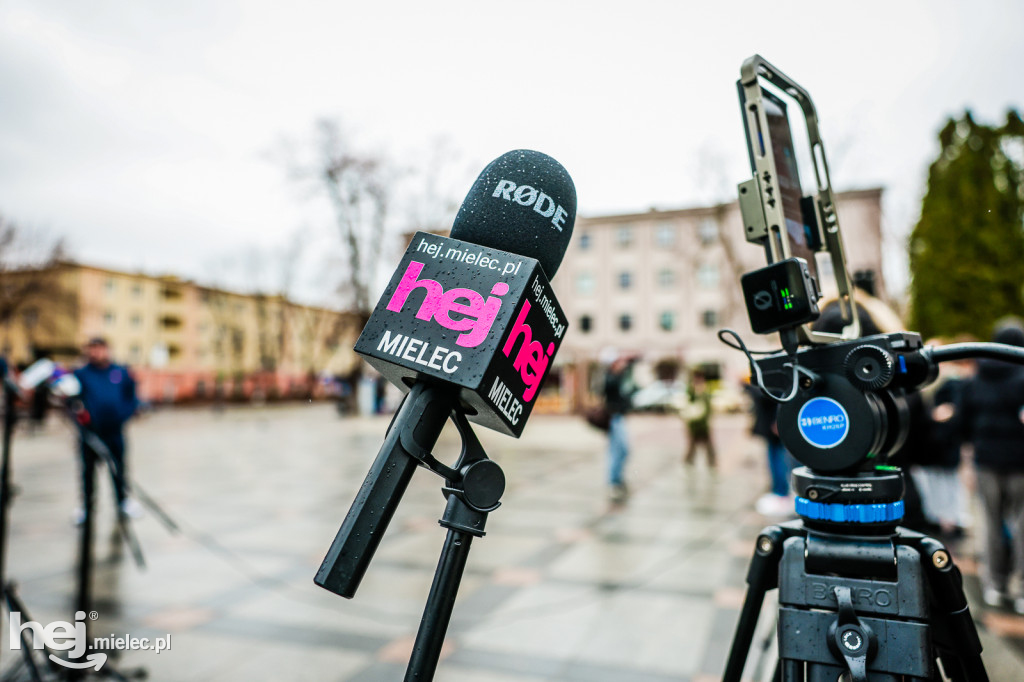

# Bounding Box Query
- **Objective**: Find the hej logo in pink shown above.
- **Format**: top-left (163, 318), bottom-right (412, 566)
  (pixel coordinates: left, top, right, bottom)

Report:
top-left (386, 261), bottom-right (508, 349)
top-left (501, 300), bottom-right (553, 402)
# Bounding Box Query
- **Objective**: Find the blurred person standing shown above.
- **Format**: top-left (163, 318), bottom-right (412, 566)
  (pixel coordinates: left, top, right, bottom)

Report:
top-left (747, 381), bottom-right (794, 516)
top-left (960, 320), bottom-right (1024, 612)
top-left (910, 337), bottom-right (971, 538)
top-left (682, 369), bottom-right (716, 469)
top-left (603, 352), bottom-right (635, 503)
top-left (73, 337), bottom-right (141, 521)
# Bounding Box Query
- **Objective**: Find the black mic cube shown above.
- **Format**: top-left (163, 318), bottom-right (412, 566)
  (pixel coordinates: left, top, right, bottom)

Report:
top-left (355, 231), bottom-right (568, 437)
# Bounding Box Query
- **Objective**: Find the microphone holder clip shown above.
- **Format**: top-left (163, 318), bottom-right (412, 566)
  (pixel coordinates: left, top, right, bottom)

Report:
top-left (398, 406), bottom-right (506, 521)
top-left (326, 386), bottom-right (507, 680)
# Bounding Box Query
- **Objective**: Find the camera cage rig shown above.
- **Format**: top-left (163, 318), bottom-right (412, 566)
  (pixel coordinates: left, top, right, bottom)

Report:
top-left (737, 53), bottom-right (859, 346)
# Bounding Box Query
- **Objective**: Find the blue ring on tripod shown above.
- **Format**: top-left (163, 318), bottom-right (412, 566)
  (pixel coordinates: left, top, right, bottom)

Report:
top-left (795, 497), bottom-right (904, 523)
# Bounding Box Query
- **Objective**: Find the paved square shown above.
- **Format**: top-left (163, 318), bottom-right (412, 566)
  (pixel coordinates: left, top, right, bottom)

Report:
top-left (1, 405), bottom-right (1021, 680)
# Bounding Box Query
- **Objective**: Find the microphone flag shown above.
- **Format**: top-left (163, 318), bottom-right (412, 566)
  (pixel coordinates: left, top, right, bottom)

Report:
top-left (355, 230), bottom-right (567, 437)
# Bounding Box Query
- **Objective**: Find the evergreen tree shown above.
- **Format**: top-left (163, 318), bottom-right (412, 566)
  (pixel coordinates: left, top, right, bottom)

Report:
top-left (909, 110), bottom-right (1024, 339)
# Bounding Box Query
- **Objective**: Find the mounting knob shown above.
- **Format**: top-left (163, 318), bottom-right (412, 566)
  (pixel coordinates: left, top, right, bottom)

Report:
top-left (844, 345), bottom-right (895, 391)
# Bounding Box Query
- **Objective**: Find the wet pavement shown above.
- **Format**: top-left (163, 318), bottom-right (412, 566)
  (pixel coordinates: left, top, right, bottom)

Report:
top-left (2, 405), bottom-right (1022, 681)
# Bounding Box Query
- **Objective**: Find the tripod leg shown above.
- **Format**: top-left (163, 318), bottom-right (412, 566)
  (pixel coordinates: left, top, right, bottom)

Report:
top-left (0, 382), bottom-right (17, 673)
top-left (780, 659), bottom-right (801, 682)
top-left (723, 527), bottom-right (786, 682)
top-left (66, 450), bottom-right (99, 682)
top-left (114, 514), bottom-right (146, 569)
top-left (913, 537), bottom-right (989, 682)
top-left (130, 483), bottom-right (179, 533)
top-left (5, 584), bottom-right (53, 682)
top-left (938, 650), bottom-right (969, 682)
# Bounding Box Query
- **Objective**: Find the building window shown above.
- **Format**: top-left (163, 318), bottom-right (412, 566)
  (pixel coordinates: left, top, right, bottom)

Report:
top-left (659, 311), bottom-right (675, 331)
top-left (618, 271), bottom-right (633, 289)
top-left (579, 232), bottom-right (592, 250)
top-left (22, 307), bottom-right (39, 329)
top-left (698, 218), bottom-right (718, 246)
top-left (657, 268), bottom-right (674, 288)
top-left (697, 263), bottom-right (719, 289)
top-left (618, 314), bottom-right (632, 331)
top-left (130, 344), bottom-right (142, 362)
top-left (616, 225), bottom-right (633, 247)
top-left (656, 223), bottom-right (675, 248)
top-left (576, 272), bottom-right (596, 295)
top-left (103, 311), bottom-right (116, 326)
top-left (131, 313), bottom-right (143, 328)
top-left (701, 309), bottom-right (718, 328)
top-left (104, 278), bottom-right (116, 294)
top-left (132, 283), bottom-right (143, 297)
top-left (579, 315), bottom-right (593, 333)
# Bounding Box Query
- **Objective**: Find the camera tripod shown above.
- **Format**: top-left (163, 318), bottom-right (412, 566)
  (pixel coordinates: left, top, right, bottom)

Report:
top-left (1, 393), bottom-right (157, 681)
top-left (723, 466), bottom-right (986, 682)
top-left (713, 332), bottom-right (1020, 681)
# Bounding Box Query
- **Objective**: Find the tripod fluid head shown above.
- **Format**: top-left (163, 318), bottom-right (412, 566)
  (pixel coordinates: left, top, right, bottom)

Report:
top-left (757, 332), bottom-right (935, 475)
top-left (739, 331), bottom-right (936, 535)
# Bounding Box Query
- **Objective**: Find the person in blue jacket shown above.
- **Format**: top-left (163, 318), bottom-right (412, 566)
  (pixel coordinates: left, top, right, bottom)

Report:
top-left (73, 337), bottom-right (141, 521)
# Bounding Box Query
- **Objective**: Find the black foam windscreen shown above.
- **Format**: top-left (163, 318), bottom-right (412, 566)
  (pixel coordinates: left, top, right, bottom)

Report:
top-left (450, 149), bottom-right (576, 277)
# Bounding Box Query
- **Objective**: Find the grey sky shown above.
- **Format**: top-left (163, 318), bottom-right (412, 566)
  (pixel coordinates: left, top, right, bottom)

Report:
top-left (0, 0), bottom-right (1021, 301)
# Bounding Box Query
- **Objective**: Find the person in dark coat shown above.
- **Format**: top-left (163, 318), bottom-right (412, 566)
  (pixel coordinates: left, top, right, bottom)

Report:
top-left (910, 343), bottom-right (970, 538)
top-left (29, 376), bottom-right (50, 433)
top-left (746, 381), bottom-right (794, 515)
top-left (73, 337), bottom-right (141, 521)
top-left (603, 354), bottom-right (635, 503)
top-left (960, 321), bottom-right (1024, 612)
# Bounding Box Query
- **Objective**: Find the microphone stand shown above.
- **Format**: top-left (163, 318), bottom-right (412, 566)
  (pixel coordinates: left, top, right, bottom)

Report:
top-left (0, 374), bottom-right (78, 681)
top-left (316, 383), bottom-right (506, 681)
top-left (0, 365), bottom-right (61, 681)
top-left (0, 366), bottom-right (14, 672)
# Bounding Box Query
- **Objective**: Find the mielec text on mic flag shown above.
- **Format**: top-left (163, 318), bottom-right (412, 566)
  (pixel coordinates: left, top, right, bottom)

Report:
top-left (354, 230), bottom-right (567, 437)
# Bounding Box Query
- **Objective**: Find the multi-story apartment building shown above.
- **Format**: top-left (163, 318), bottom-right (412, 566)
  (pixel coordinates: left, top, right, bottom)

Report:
top-left (0, 261), bottom-right (362, 402)
top-left (552, 188), bottom-right (885, 407)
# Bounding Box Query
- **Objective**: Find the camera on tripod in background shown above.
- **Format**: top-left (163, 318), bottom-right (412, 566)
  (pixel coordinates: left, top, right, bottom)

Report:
top-left (721, 55), bottom-right (993, 682)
